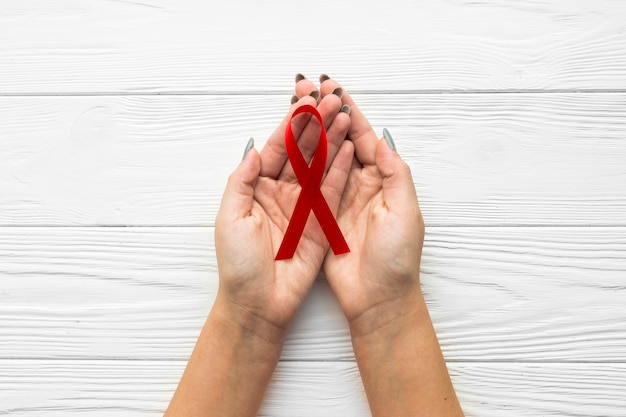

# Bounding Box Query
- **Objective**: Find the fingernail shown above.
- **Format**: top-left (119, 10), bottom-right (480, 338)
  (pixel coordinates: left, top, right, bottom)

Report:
top-left (320, 74), bottom-right (331, 83)
top-left (309, 90), bottom-right (320, 101)
top-left (291, 95), bottom-right (298, 105)
top-left (383, 128), bottom-right (396, 152)
top-left (339, 104), bottom-right (351, 115)
top-left (242, 137), bottom-right (254, 161)
top-left (295, 73), bottom-right (306, 83)
top-left (332, 87), bottom-right (344, 99)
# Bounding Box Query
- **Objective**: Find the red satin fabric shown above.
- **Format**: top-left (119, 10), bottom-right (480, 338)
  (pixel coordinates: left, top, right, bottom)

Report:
top-left (275, 104), bottom-right (350, 260)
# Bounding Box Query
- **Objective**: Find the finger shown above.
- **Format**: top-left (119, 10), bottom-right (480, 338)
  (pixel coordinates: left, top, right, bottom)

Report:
top-left (375, 130), bottom-right (419, 214)
top-left (323, 105), bottom-right (351, 174)
top-left (321, 139), bottom-right (354, 214)
top-left (294, 73), bottom-right (320, 103)
top-left (318, 73), bottom-right (344, 100)
top-left (319, 76), bottom-right (378, 167)
top-left (316, 83), bottom-right (351, 174)
top-left (279, 92), bottom-right (345, 182)
top-left (258, 95), bottom-right (317, 179)
top-left (217, 142), bottom-right (262, 224)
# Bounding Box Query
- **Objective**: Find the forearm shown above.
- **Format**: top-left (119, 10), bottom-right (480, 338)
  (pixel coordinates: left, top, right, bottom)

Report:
top-left (164, 294), bottom-right (285, 417)
top-left (350, 285), bottom-right (464, 417)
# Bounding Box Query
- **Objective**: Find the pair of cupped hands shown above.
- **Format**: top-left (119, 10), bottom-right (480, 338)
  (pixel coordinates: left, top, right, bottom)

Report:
top-left (214, 75), bottom-right (425, 343)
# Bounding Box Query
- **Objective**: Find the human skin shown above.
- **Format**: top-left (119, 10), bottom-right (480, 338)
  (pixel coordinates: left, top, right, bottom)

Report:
top-left (163, 90), bottom-right (353, 417)
top-left (295, 75), bottom-right (465, 417)
top-left (165, 74), bottom-right (464, 417)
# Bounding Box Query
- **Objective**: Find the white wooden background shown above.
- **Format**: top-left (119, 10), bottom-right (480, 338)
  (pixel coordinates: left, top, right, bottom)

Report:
top-left (1, 0), bottom-right (626, 415)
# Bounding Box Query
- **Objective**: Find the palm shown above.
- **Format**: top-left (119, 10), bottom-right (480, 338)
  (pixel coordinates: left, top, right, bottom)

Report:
top-left (323, 165), bottom-right (387, 320)
top-left (325, 150), bottom-right (424, 323)
top-left (264, 176), bottom-right (337, 260)
top-left (242, 176), bottom-right (335, 323)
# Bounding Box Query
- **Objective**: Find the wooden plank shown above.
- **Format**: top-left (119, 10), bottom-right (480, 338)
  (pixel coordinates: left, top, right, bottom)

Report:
top-left (1, 226), bottom-right (625, 362)
top-left (1, 359), bottom-right (625, 416)
top-left (1, 94), bottom-right (625, 226)
top-left (1, 0), bottom-right (625, 93)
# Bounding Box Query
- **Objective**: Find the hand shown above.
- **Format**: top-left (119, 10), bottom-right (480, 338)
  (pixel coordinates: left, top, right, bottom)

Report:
top-left (165, 80), bottom-right (354, 417)
top-left (296, 76), bottom-right (425, 333)
top-left (214, 86), bottom-right (353, 340)
top-left (295, 76), bottom-right (463, 417)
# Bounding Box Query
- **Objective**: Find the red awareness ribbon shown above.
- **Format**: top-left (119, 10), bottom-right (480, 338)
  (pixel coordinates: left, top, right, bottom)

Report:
top-left (275, 104), bottom-right (350, 260)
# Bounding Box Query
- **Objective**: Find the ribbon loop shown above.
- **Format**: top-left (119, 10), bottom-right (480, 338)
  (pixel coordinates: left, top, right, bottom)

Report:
top-left (275, 105), bottom-right (350, 260)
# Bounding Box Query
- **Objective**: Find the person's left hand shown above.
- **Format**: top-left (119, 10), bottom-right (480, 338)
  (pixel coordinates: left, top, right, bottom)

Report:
top-left (214, 84), bottom-right (353, 342)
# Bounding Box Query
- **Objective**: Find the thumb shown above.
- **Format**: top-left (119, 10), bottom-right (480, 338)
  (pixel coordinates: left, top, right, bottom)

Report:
top-left (375, 129), bottom-right (419, 213)
top-left (217, 138), bottom-right (261, 223)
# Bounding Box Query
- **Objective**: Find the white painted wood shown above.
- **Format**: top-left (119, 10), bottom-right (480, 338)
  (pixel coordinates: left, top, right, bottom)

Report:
top-left (1, 226), bottom-right (625, 362)
top-left (1, 0), bottom-right (625, 93)
top-left (3, 1), bottom-right (625, 414)
top-left (2, 94), bottom-right (625, 226)
top-left (2, 359), bottom-right (626, 416)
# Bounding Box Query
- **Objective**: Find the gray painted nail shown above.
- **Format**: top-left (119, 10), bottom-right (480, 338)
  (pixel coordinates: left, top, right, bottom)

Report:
top-left (320, 74), bottom-right (331, 83)
top-left (383, 128), bottom-right (397, 152)
top-left (332, 87), bottom-right (344, 99)
top-left (339, 104), bottom-right (351, 115)
top-left (295, 73), bottom-right (306, 83)
top-left (309, 90), bottom-right (320, 101)
top-left (291, 95), bottom-right (298, 105)
top-left (242, 137), bottom-right (254, 161)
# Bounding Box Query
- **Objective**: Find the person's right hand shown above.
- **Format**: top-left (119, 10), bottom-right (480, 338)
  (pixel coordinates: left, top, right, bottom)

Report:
top-left (295, 76), bottom-right (425, 334)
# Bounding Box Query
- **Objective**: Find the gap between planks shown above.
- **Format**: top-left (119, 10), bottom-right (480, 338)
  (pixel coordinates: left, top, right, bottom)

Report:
top-left (1, 357), bottom-right (625, 364)
top-left (2, 89), bottom-right (626, 97)
top-left (2, 224), bottom-right (625, 228)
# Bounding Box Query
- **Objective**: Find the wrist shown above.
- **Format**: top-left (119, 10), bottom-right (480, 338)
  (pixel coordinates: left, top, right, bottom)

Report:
top-left (348, 287), bottom-right (431, 406)
top-left (210, 293), bottom-right (287, 362)
top-left (165, 292), bottom-right (286, 416)
top-left (347, 285), bottom-right (463, 417)
top-left (348, 282), bottom-right (425, 339)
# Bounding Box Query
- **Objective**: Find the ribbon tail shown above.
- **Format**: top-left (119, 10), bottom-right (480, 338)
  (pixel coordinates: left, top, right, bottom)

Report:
top-left (275, 190), bottom-right (313, 260)
top-left (311, 191), bottom-right (350, 255)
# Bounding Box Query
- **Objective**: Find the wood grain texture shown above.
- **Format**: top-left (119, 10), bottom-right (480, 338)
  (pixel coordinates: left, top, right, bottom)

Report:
top-left (2, 359), bottom-right (626, 417)
top-left (2, 93), bottom-right (625, 226)
top-left (3, 1), bottom-right (626, 414)
top-left (1, 226), bottom-right (625, 362)
top-left (1, 0), bottom-right (625, 93)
